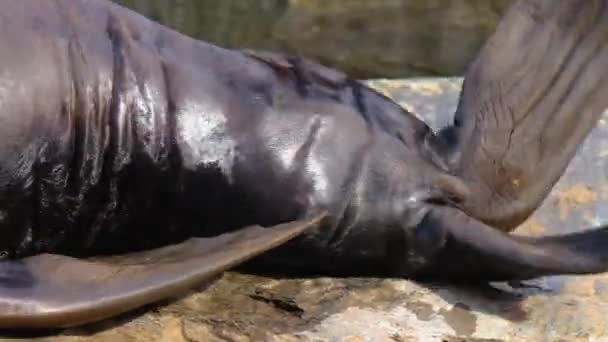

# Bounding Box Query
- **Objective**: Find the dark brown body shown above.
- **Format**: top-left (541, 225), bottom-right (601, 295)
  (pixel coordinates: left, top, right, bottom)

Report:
top-left (1, 0), bottom-right (608, 329)
top-left (0, 0), bottom-right (467, 273)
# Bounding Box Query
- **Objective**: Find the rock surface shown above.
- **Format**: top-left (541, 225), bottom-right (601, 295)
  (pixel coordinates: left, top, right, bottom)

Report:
top-left (113, 0), bottom-right (512, 78)
top-left (4, 78), bottom-right (608, 342)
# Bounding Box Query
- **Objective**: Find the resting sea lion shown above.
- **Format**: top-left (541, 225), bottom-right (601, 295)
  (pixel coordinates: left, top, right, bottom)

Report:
top-left (0, 0), bottom-right (607, 329)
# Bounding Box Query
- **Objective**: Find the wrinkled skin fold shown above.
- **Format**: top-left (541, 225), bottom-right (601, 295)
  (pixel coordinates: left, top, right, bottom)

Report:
top-left (0, 0), bottom-right (607, 329)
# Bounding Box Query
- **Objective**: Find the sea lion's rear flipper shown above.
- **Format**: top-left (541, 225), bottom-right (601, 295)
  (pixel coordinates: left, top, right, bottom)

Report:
top-left (412, 206), bottom-right (608, 281)
top-left (426, 0), bottom-right (608, 230)
top-left (0, 214), bottom-right (325, 329)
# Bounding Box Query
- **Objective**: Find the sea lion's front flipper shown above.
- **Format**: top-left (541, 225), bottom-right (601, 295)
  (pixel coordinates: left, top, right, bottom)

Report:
top-left (410, 206), bottom-right (608, 282)
top-left (0, 214), bottom-right (326, 329)
top-left (426, 0), bottom-right (608, 230)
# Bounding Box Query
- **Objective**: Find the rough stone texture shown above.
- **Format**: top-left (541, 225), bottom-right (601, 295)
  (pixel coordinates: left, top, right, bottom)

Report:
top-left (4, 78), bottom-right (608, 342)
top-left (112, 0), bottom-right (512, 78)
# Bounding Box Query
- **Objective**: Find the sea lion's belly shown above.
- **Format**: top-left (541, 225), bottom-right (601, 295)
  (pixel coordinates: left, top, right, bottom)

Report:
top-left (0, 0), bottom-right (416, 259)
top-left (0, 50), bottom-right (370, 259)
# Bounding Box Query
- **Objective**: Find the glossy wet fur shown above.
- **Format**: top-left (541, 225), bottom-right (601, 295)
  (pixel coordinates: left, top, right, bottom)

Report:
top-left (0, 0), bottom-right (461, 262)
top-left (0, 1), bottom-right (339, 256)
top-left (1, 0), bottom-right (608, 329)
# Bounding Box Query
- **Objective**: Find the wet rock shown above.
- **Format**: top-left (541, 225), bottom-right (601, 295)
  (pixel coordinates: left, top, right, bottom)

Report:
top-left (113, 0), bottom-right (512, 78)
top-left (9, 78), bottom-right (608, 341)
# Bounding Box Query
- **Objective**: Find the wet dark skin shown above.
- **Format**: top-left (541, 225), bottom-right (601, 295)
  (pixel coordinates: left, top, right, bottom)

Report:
top-left (0, 0), bottom-right (608, 329)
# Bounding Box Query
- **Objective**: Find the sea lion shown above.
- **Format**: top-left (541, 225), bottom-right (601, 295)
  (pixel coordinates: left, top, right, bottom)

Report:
top-left (0, 0), bottom-right (607, 329)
